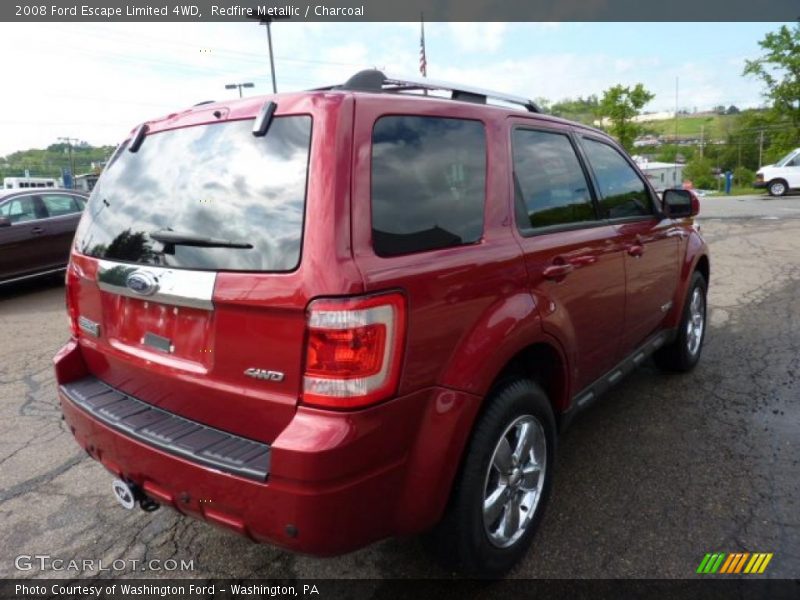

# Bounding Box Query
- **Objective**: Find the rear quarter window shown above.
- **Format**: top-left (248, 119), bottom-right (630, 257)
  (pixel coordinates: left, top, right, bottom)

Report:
top-left (370, 115), bottom-right (486, 257)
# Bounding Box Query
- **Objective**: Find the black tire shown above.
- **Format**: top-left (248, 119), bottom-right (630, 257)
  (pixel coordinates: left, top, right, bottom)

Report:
top-left (654, 271), bottom-right (708, 372)
top-left (767, 179), bottom-right (788, 197)
top-left (427, 379), bottom-right (556, 578)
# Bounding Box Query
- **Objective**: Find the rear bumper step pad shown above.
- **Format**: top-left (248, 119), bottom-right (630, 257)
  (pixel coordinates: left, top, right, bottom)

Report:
top-left (60, 376), bottom-right (270, 481)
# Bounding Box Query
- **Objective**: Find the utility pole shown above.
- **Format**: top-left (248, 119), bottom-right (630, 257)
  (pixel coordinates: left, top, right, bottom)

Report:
top-left (673, 77), bottom-right (679, 172)
top-left (250, 13), bottom-right (288, 94)
top-left (758, 130), bottom-right (765, 167)
top-left (699, 124), bottom-right (704, 158)
top-left (225, 82), bottom-right (254, 98)
top-left (259, 18), bottom-right (278, 93)
top-left (58, 136), bottom-right (79, 189)
top-left (674, 77), bottom-right (679, 144)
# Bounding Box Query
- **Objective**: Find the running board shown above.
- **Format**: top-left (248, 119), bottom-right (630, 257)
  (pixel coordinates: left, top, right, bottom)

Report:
top-left (564, 329), bottom-right (676, 428)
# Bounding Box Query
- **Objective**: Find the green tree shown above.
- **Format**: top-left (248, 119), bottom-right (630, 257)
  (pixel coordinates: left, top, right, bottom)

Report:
top-left (597, 84), bottom-right (655, 151)
top-left (0, 143), bottom-right (114, 181)
top-left (733, 166), bottom-right (755, 187)
top-left (549, 95), bottom-right (600, 126)
top-left (743, 23), bottom-right (800, 154)
top-left (684, 156), bottom-right (716, 190)
top-left (656, 144), bottom-right (695, 164)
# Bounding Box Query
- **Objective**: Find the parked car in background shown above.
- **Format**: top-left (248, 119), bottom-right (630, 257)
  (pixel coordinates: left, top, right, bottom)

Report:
top-left (0, 189), bottom-right (88, 285)
top-left (54, 70), bottom-right (709, 577)
top-left (755, 147), bottom-right (800, 196)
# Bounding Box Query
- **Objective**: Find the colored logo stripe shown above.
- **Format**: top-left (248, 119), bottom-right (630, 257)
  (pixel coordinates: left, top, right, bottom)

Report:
top-left (698, 552), bottom-right (773, 574)
top-left (697, 553), bottom-right (726, 573)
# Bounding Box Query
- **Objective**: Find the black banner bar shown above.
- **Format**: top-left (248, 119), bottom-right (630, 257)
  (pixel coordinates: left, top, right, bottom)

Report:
top-left (1, 579), bottom-right (800, 600)
top-left (3, 0), bottom-right (800, 22)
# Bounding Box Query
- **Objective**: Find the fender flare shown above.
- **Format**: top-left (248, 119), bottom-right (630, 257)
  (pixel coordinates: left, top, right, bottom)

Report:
top-left (666, 230), bottom-right (709, 328)
top-left (439, 292), bottom-right (545, 396)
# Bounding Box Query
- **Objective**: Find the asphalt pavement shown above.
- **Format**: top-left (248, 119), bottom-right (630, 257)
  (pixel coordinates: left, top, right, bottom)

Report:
top-left (0, 193), bottom-right (797, 580)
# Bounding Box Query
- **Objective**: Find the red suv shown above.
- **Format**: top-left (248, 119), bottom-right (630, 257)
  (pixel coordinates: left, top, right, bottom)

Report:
top-left (55, 70), bottom-right (709, 577)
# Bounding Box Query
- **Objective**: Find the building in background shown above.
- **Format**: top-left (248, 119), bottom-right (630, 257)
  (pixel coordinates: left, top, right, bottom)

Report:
top-left (634, 156), bottom-right (684, 192)
top-left (74, 161), bottom-right (105, 192)
top-left (3, 176), bottom-right (58, 189)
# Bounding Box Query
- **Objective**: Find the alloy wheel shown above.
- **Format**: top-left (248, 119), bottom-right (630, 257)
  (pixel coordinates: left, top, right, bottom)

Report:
top-left (686, 286), bottom-right (705, 356)
top-left (483, 415), bottom-right (547, 548)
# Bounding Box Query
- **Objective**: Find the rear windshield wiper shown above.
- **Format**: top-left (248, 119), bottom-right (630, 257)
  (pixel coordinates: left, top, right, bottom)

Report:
top-left (149, 230), bottom-right (253, 249)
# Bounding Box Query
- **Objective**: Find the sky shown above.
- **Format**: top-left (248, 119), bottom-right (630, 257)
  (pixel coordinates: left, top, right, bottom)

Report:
top-left (0, 21), bottom-right (788, 156)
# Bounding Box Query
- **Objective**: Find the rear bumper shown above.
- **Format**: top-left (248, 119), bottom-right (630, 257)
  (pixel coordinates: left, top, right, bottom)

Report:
top-left (753, 181), bottom-right (767, 189)
top-left (55, 339), bottom-right (481, 556)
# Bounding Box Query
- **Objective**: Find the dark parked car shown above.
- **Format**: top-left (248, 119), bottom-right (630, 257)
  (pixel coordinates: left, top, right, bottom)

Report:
top-left (55, 71), bottom-right (709, 577)
top-left (0, 188), bottom-right (88, 285)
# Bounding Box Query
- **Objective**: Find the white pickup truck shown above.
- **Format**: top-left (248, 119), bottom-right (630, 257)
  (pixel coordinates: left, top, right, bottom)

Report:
top-left (755, 148), bottom-right (800, 196)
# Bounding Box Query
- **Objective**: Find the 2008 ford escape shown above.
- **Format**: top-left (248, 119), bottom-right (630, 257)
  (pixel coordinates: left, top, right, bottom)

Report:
top-left (55, 70), bottom-right (709, 577)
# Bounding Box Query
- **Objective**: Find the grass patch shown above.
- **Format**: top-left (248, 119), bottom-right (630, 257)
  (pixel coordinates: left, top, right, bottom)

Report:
top-left (640, 114), bottom-right (737, 139)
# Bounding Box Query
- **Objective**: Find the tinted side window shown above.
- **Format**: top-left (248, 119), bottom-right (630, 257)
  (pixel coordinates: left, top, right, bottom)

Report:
top-left (371, 116), bottom-right (486, 257)
top-left (0, 196), bottom-right (39, 223)
top-left (41, 194), bottom-right (82, 217)
top-left (512, 129), bottom-right (595, 230)
top-left (582, 138), bottom-right (654, 219)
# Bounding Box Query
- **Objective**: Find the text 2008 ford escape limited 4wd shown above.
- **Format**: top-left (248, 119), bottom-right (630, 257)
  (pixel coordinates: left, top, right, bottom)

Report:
top-left (55, 70), bottom-right (709, 577)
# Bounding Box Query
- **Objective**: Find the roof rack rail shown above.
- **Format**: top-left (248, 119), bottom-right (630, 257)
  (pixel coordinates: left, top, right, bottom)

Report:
top-left (319, 69), bottom-right (541, 113)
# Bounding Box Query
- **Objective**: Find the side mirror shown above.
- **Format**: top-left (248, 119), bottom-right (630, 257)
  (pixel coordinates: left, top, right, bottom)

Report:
top-left (663, 188), bottom-right (699, 218)
top-left (0, 216), bottom-right (11, 227)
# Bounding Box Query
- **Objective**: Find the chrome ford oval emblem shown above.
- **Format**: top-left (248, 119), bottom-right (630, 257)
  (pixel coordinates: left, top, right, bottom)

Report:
top-left (126, 271), bottom-right (159, 296)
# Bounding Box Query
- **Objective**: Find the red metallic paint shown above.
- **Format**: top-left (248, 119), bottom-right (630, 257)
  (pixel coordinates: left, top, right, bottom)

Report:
top-left (57, 339), bottom-right (478, 553)
top-left (55, 88), bottom-right (709, 556)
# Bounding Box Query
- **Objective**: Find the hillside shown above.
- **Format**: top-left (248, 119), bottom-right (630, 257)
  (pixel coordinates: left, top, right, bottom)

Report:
top-left (0, 142), bottom-right (115, 181)
top-left (639, 114), bottom-right (739, 140)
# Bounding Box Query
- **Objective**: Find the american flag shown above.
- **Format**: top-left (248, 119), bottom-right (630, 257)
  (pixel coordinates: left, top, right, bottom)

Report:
top-left (419, 16), bottom-right (427, 77)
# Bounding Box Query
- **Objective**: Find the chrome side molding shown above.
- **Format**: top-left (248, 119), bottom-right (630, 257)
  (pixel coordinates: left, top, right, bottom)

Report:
top-left (96, 260), bottom-right (216, 310)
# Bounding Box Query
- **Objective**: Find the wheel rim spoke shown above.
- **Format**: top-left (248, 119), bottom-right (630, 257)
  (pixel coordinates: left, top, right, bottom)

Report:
top-left (513, 422), bottom-right (533, 462)
top-left (502, 497), bottom-right (520, 538)
top-left (484, 485), bottom-right (507, 524)
top-left (493, 437), bottom-right (513, 474)
top-left (521, 463), bottom-right (541, 489)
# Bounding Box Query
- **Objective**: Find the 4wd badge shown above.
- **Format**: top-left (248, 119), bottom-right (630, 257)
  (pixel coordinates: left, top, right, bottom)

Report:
top-left (244, 368), bottom-right (285, 382)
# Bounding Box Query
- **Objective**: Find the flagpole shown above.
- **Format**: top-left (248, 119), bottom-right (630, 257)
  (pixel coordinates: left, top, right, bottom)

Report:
top-left (420, 12), bottom-right (427, 79)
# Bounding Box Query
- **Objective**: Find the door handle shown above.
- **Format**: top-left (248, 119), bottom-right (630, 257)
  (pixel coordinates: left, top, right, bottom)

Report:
top-left (30, 226), bottom-right (45, 235)
top-left (543, 263), bottom-right (574, 281)
top-left (570, 255), bottom-right (597, 267)
top-left (627, 244), bottom-right (644, 257)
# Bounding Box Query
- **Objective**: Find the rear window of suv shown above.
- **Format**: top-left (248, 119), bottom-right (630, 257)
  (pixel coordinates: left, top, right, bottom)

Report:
top-left (371, 116), bottom-right (486, 257)
top-left (75, 116), bottom-right (312, 272)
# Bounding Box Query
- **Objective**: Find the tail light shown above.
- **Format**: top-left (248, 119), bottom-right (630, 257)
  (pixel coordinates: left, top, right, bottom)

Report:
top-left (303, 293), bottom-right (406, 409)
top-left (65, 265), bottom-right (80, 337)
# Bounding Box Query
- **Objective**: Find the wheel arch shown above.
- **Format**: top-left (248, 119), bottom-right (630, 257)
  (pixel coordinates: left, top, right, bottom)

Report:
top-left (768, 178), bottom-right (789, 195)
top-left (665, 232), bottom-right (710, 328)
top-left (488, 340), bottom-right (570, 418)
